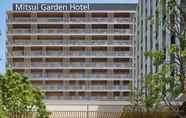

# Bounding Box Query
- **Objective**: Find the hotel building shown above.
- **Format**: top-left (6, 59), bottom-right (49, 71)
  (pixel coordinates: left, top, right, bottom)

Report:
top-left (7, 3), bottom-right (136, 103)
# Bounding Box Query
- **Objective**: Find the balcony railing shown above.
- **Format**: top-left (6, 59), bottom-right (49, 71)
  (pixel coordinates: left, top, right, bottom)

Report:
top-left (64, 85), bottom-right (129, 90)
top-left (10, 40), bottom-right (132, 46)
top-left (12, 62), bottom-right (133, 68)
top-left (45, 96), bottom-right (129, 101)
top-left (11, 51), bottom-right (132, 57)
top-left (30, 74), bottom-right (132, 80)
top-left (9, 28), bottom-right (133, 34)
top-left (8, 17), bottom-right (132, 23)
top-left (34, 85), bottom-right (129, 91)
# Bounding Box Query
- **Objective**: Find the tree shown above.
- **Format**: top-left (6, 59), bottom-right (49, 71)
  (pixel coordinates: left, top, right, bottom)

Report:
top-left (0, 69), bottom-right (49, 118)
top-left (0, 100), bottom-right (7, 118)
top-left (144, 0), bottom-right (186, 117)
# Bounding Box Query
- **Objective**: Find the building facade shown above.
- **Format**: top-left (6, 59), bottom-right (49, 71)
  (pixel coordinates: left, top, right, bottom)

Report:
top-left (136, 0), bottom-right (170, 89)
top-left (136, 0), bottom-right (186, 93)
top-left (7, 3), bottom-right (136, 104)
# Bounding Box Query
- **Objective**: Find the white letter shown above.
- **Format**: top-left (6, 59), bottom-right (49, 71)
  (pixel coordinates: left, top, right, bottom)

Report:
top-left (15, 4), bottom-right (23, 11)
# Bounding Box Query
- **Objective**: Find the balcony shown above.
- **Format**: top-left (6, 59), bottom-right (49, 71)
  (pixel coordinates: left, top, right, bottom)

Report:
top-left (35, 85), bottom-right (129, 91)
top-left (33, 84), bottom-right (62, 91)
top-left (39, 29), bottom-right (132, 34)
top-left (88, 96), bottom-right (129, 101)
top-left (45, 96), bottom-right (129, 101)
top-left (8, 28), bottom-right (133, 35)
top-left (64, 85), bottom-right (129, 91)
top-left (46, 51), bottom-right (131, 57)
top-left (11, 51), bottom-right (132, 58)
top-left (9, 40), bottom-right (132, 46)
top-left (30, 74), bottom-right (132, 81)
top-left (12, 62), bottom-right (133, 69)
top-left (45, 85), bottom-right (64, 91)
top-left (68, 85), bottom-right (130, 91)
top-left (8, 17), bottom-right (132, 24)
top-left (47, 62), bottom-right (131, 68)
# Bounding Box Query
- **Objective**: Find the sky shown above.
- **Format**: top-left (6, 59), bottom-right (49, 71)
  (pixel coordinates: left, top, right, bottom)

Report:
top-left (0, 0), bottom-right (138, 73)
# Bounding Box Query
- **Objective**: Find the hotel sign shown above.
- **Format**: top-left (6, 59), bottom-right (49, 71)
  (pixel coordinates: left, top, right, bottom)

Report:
top-left (13, 3), bottom-right (137, 11)
top-left (13, 3), bottom-right (90, 11)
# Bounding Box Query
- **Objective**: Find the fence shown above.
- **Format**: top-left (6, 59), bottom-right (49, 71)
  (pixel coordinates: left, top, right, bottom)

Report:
top-left (8, 111), bottom-right (123, 118)
top-left (8, 111), bottom-right (178, 118)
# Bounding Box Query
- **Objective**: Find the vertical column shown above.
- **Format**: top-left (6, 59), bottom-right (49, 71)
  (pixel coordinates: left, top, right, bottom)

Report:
top-left (108, 13), bottom-right (114, 33)
top-left (31, 36), bottom-right (38, 46)
top-left (42, 46), bottom-right (46, 98)
top-left (7, 12), bottom-right (14, 73)
top-left (24, 47), bottom-right (31, 75)
top-left (64, 80), bottom-right (69, 99)
top-left (86, 13), bottom-right (92, 23)
top-left (29, 13), bottom-right (37, 89)
top-left (128, 80), bottom-right (133, 102)
top-left (85, 45), bottom-right (92, 100)
top-left (42, 69), bottom-right (46, 98)
top-left (86, 13), bottom-right (92, 33)
top-left (107, 80), bottom-right (114, 100)
top-left (64, 13), bottom-right (70, 21)
top-left (8, 36), bottom-right (14, 46)
top-left (63, 35), bottom-right (70, 99)
top-left (85, 13), bottom-right (92, 99)
top-left (63, 35), bottom-right (70, 69)
top-left (63, 13), bottom-right (70, 31)
top-left (75, 81), bottom-right (79, 98)
top-left (63, 70), bottom-right (70, 98)
top-left (107, 35), bottom-right (114, 55)
top-left (107, 36), bottom-right (114, 79)
top-left (119, 80), bottom-right (123, 99)
top-left (7, 48), bottom-right (13, 67)
top-left (131, 13), bottom-right (136, 92)
top-left (107, 34), bottom-right (114, 99)
top-left (63, 35), bottom-right (70, 59)
top-left (7, 36), bottom-right (13, 67)
top-left (8, 12), bottom-right (14, 33)
top-left (31, 13), bottom-right (37, 33)
top-left (7, 13), bottom-right (14, 69)
top-left (8, 12), bottom-right (13, 22)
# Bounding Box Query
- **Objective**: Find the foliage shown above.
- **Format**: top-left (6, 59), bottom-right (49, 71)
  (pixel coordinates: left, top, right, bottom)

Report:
top-left (0, 69), bottom-right (49, 118)
top-left (122, 88), bottom-right (175, 118)
top-left (143, 0), bottom-right (186, 118)
top-left (0, 99), bottom-right (7, 118)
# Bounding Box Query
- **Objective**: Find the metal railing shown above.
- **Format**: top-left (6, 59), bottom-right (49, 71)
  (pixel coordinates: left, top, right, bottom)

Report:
top-left (12, 62), bottom-right (132, 68)
top-left (9, 28), bottom-right (132, 34)
top-left (45, 96), bottom-right (129, 101)
top-left (30, 74), bottom-right (132, 80)
top-left (11, 40), bottom-right (131, 46)
top-left (64, 85), bottom-right (129, 90)
top-left (34, 84), bottom-right (129, 91)
top-left (9, 17), bottom-right (132, 23)
top-left (11, 51), bottom-right (132, 57)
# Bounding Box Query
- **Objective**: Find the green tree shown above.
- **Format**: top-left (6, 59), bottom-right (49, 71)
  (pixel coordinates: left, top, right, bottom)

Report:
top-left (144, 0), bottom-right (186, 117)
top-left (0, 100), bottom-right (7, 118)
top-left (0, 69), bottom-right (49, 118)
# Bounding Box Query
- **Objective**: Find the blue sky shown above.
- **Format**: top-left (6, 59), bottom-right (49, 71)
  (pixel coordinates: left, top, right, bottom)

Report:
top-left (0, 0), bottom-right (138, 73)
